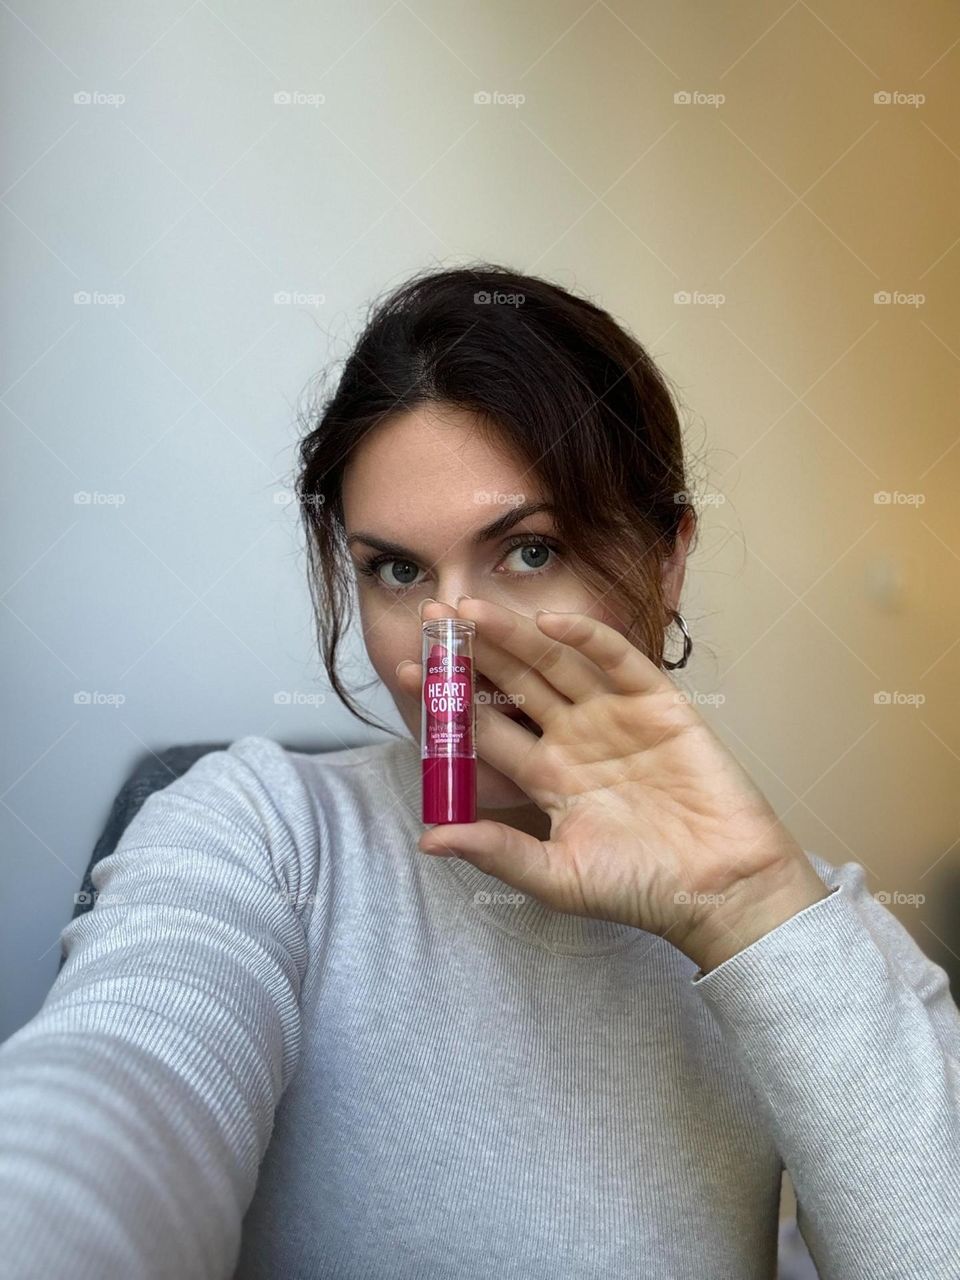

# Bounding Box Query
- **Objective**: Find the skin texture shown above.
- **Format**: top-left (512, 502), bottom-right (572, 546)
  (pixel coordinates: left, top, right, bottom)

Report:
top-left (342, 405), bottom-right (828, 973)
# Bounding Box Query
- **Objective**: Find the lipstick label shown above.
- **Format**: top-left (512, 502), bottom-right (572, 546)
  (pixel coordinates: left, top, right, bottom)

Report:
top-left (423, 642), bottom-right (474, 757)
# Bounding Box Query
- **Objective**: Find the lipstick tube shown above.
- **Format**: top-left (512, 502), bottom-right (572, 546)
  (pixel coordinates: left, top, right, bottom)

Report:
top-left (421, 617), bottom-right (477, 824)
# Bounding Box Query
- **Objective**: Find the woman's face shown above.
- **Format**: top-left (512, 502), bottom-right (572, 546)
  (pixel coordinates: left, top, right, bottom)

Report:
top-left (341, 404), bottom-right (665, 811)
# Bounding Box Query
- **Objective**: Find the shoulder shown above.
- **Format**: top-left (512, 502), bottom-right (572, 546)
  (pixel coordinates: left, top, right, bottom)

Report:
top-left (221, 732), bottom-right (403, 778)
top-left (131, 733), bottom-right (319, 842)
top-left (163, 732), bottom-right (416, 857)
top-left (151, 733), bottom-right (401, 815)
top-left (108, 735), bottom-right (335, 926)
top-left (75, 736), bottom-right (407, 962)
top-left (271, 734), bottom-right (417, 820)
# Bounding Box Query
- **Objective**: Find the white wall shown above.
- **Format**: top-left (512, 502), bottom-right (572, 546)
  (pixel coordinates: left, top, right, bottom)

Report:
top-left (3, 0), bottom-right (958, 1035)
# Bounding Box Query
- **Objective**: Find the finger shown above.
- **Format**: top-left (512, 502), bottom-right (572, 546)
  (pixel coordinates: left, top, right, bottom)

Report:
top-left (456, 596), bottom-right (610, 708)
top-left (421, 596), bottom-right (564, 727)
top-left (393, 596), bottom-right (455, 685)
top-left (419, 598), bottom-right (461, 625)
top-left (473, 633), bottom-right (564, 727)
top-left (472, 700), bottom-right (541, 789)
top-left (534, 609), bottom-right (667, 696)
top-left (395, 659), bottom-right (541, 792)
top-left (419, 819), bottom-right (561, 905)
top-left (395, 658), bottom-right (422, 695)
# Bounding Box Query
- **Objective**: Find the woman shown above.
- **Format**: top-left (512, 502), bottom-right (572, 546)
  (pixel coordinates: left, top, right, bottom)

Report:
top-left (0, 265), bottom-right (957, 1279)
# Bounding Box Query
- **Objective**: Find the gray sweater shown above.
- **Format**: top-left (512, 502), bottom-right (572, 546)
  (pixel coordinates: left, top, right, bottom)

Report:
top-left (0, 733), bottom-right (957, 1279)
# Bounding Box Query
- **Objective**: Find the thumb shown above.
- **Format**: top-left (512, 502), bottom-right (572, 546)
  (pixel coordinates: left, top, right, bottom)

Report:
top-left (419, 820), bottom-right (555, 900)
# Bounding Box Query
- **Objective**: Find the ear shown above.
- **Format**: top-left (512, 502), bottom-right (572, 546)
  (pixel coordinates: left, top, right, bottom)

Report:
top-left (661, 508), bottom-right (697, 613)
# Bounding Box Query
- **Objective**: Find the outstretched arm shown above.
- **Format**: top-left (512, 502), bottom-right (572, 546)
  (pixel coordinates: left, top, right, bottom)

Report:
top-left (692, 854), bottom-right (960, 1280)
top-left (0, 736), bottom-right (321, 1280)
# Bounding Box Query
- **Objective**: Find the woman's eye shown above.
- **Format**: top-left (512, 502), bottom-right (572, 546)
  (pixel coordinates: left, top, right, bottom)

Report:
top-left (376, 559), bottom-right (423, 589)
top-left (362, 540), bottom-right (557, 591)
top-left (501, 542), bottom-right (554, 573)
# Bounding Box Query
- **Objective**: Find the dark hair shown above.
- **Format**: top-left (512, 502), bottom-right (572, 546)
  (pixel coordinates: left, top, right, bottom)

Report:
top-left (296, 263), bottom-right (699, 736)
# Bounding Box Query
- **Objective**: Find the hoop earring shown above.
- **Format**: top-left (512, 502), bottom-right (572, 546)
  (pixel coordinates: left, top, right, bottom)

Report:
top-left (662, 609), bottom-right (692, 670)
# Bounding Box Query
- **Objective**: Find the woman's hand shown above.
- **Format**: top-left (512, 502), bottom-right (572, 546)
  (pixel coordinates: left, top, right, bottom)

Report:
top-left (398, 596), bottom-right (829, 973)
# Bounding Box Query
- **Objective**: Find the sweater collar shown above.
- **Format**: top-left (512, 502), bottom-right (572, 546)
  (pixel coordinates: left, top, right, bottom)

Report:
top-left (385, 734), bottom-right (648, 956)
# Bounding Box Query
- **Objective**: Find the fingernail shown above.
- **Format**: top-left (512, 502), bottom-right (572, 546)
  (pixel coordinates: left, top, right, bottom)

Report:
top-left (395, 659), bottom-right (417, 676)
top-left (455, 594), bottom-right (473, 607)
top-left (418, 597), bottom-right (437, 619)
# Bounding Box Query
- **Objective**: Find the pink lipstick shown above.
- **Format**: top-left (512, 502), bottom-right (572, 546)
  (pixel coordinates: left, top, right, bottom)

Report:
top-left (421, 617), bottom-right (477, 824)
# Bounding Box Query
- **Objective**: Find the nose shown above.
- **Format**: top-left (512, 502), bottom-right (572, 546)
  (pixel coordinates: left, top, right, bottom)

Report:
top-left (430, 581), bottom-right (475, 609)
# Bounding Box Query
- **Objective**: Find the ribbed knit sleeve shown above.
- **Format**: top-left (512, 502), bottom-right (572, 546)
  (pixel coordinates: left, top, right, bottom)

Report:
top-left (692, 855), bottom-right (960, 1279)
top-left (0, 735), bottom-right (321, 1280)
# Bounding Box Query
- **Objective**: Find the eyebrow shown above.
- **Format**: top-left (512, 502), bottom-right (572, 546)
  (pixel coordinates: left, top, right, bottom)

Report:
top-left (345, 500), bottom-right (555, 562)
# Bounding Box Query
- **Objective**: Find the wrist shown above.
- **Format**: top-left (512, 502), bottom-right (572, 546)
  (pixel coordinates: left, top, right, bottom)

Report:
top-left (679, 853), bottom-right (831, 975)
